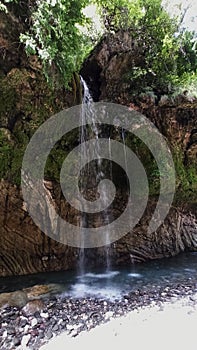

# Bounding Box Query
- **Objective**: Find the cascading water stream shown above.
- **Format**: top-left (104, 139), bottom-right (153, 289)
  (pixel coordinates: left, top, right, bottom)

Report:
top-left (78, 77), bottom-right (94, 275)
top-left (79, 77), bottom-right (113, 274)
top-left (121, 128), bottom-right (130, 194)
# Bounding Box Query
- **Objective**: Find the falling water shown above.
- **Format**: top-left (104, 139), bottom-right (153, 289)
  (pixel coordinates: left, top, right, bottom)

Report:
top-left (79, 77), bottom-right (112, 273)
top-left (121, 128), bottom-right (129, 194)
top-left (78, 76), bottom-right (94, 276)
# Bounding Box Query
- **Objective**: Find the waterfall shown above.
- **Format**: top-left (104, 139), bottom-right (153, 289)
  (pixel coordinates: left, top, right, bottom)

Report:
top-left (121, 128), bottom-right (129, 193)
top-left (79, 77), bottom-right (112, 273)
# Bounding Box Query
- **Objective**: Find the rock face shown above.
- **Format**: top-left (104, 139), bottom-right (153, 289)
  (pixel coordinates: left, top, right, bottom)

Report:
top-left (80, 30), bottom-right (197, 266)
top-left (81, 31), bottom-right (142, 101)
top-left (0, 178), bottom-right (197, 276)
top-left (0, 9), bottom-right (196, 277)
top-left (0, 180), bottom-right (78, 276)
top-left (0, 3), bottom-right (79, 276)
top-left (81, 31), bottom-right (197, 166)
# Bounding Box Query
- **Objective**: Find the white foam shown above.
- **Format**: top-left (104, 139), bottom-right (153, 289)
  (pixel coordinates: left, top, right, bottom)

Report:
top-left (69, 281), bottom-right (122, 300)
top-left (128, 273), bottom-right (142, 278)
top-left (79, 271), bottom-right (120, 279)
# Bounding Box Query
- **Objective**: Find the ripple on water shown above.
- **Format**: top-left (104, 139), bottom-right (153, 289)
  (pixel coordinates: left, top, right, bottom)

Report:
top-left (184, 268), bottom-right (196, 273)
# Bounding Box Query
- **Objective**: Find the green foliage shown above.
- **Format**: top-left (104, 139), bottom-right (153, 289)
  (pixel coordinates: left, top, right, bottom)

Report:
top-left (177, 30), bottom-right (197, 75)
top-left (95, 0), bottom-right (143, 30)
top-left (0, 0), bottom-right (196, 197)
top-left (0, 0), bottom-right (190, 93)
top-left (2, 0), bottom-right (197, 93)
top-left (0, 0), bottom-right (17, 12)
top-left (95, 0), bottom-right (197, 95)
top-left (174, 72), bottom-right (197, 98)
top-left (20, 0), bottom-right (94, 87)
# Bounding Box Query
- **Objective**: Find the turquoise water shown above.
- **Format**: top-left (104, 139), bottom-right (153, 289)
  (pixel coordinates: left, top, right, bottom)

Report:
top-left (1, 252), bottom-right (197, 299)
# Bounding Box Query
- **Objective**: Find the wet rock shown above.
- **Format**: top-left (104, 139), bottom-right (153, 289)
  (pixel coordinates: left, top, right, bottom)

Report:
top-left (24, 285), bottom-right (52, 299)
top-left (24, 284), bottom-right (63, 299)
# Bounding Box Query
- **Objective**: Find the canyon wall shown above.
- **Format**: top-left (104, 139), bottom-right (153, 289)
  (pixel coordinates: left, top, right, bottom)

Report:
top-left (0, 8), bottom-right (196, 276)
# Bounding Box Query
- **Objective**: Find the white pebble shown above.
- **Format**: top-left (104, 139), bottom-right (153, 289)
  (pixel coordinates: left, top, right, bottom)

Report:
top-left (105, 311), bottom-right (114, 319)
top-left (67, 324), bottom-right (74, 331)
top-left (2, 330), bottom-right (7, 338)
top-left (31, 318), bottom-right (38, 327)
top-left (21, 334), bottom-right (31, 348)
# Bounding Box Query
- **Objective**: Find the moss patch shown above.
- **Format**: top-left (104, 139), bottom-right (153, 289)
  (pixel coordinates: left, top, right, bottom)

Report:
top-left (0, 67), bottom-right (76, 185)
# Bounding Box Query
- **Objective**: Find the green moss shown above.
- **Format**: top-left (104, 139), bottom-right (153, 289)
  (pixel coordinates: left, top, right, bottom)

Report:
top-left (0, 66), bottom-right (195, 207)
top-left (0, 80), bottom-right (17, 117)
top-left (173, 147), bottom-right (197, 203)
top-left (0, 67), bottom-right (80, 185)
top-left (44, 128), bottom-right (79, 182)
top-left (0, 129), bottom-right (13, 180)
top-left (122, 131), bottom-right (196, 201)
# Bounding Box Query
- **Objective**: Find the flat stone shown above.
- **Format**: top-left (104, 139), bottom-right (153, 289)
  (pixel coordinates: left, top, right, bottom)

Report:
top-left (24, 284), bottom-right (63, 299)
top-left (24, 285), bottom-right (51, 299)
top-left (0, 291), bottom-right (28, 308)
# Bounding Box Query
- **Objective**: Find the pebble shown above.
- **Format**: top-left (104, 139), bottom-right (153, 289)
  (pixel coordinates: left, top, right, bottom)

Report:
top-left (13, 337), bottom-right (21, 346)
top-left (105, 311), bottom-right (114, 319)
top-left (46, 331), bottom-right (53, 339)
top-left (2, 330), bottom-right (7, 338)
top-left (31, 318), bottom-right (38, 327)
top-left (52, 324), bottom-right (59, 332)
top-left (7, 327), bottom-right (15, 335)
top-left (21, 334), bottom-right (31, 348)
top-left (0, 280), bottom-right (197, 350)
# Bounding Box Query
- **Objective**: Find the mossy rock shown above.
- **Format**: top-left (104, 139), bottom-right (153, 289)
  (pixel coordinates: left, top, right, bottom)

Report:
top-left (0, 66), bottom-right (80, 185)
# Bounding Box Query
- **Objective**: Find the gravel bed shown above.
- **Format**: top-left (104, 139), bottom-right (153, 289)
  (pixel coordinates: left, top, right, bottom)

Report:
top-left (1, 279), bottom-right (197, 349)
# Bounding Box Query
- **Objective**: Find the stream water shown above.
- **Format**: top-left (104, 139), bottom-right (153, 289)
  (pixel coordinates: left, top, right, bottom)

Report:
top-left (1, 252), bottom-right (197, 300)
